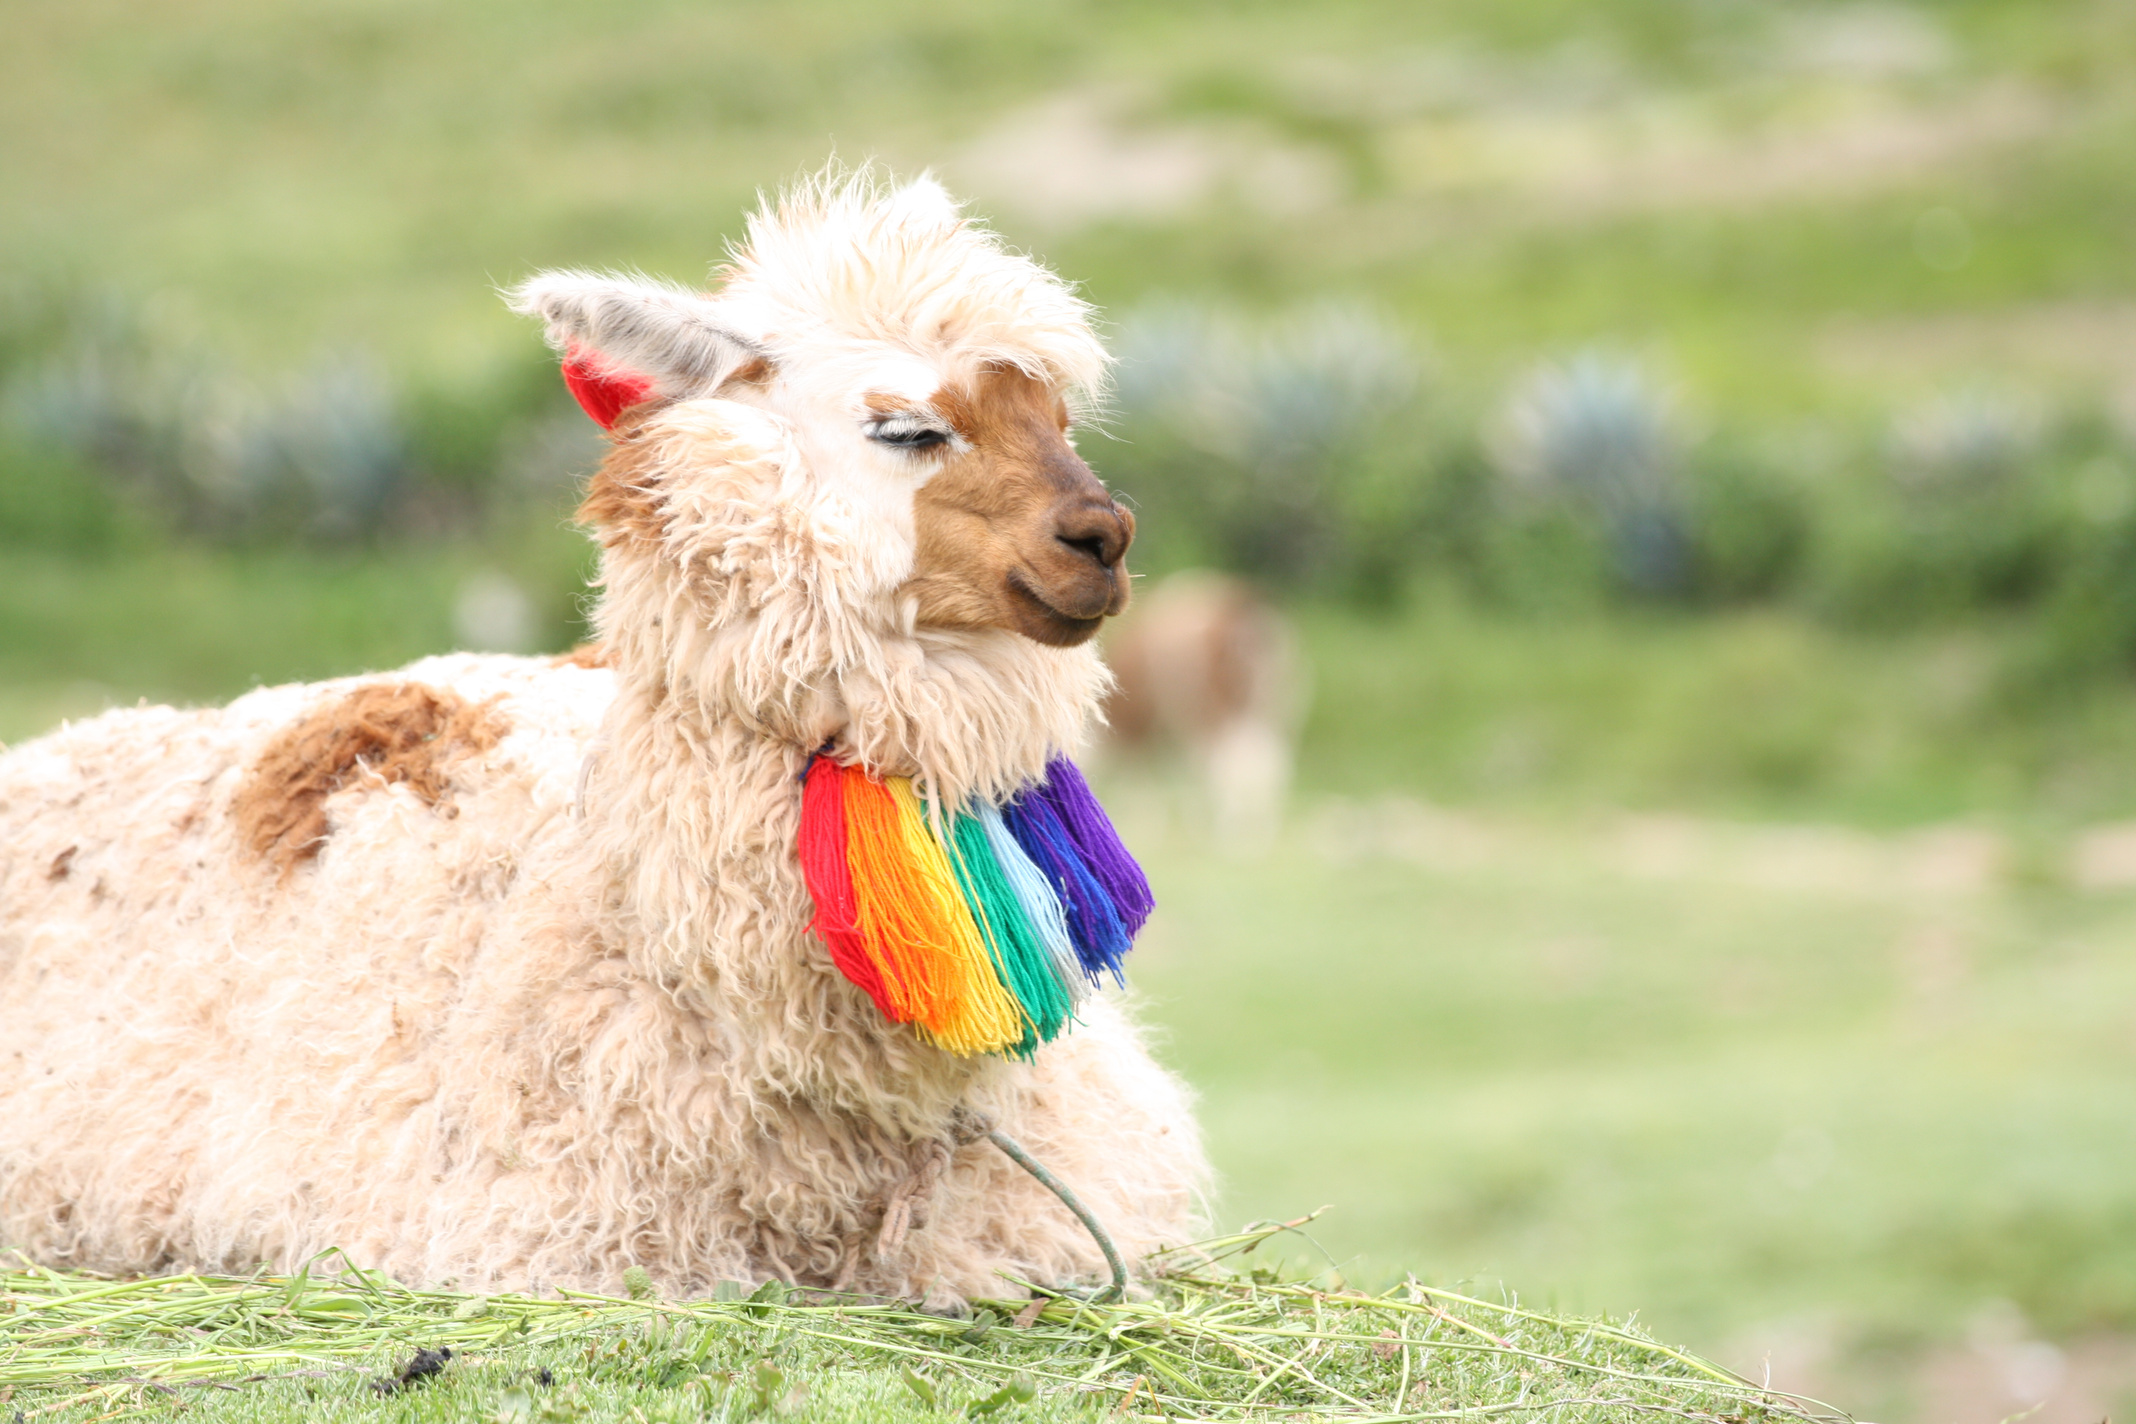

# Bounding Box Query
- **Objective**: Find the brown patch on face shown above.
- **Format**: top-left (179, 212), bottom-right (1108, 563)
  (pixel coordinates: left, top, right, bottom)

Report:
top-left (577, 359), bottom-right (774, 551)
top-left (232, 682), bottom-right (509, 874)
top-left (901, 366), bottom-right (1134, 647)
top-left (725, 355), bottom-right (773, 388)
top-left (576, 407), bottom-right (669, 552)
top-left (551, 641), bottom-right (615, 670)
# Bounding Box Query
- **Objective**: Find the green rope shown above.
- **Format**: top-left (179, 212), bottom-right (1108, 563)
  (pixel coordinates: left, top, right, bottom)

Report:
top-left (984, 1129), bottom-right (1128, 1304)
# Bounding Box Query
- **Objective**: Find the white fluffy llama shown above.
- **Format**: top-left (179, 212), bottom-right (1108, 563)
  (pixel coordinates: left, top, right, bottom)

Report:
top-left (0, 172), bottom-right (1206, 1300)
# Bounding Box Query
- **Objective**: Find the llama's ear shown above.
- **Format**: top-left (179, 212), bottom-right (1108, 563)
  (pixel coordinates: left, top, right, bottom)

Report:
top-left (506, 271), bottom-right (767, 427)
top-left (884, 174), bottom-right (963, 230)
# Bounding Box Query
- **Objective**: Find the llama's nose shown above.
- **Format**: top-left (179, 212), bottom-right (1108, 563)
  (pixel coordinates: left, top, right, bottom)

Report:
top-left (1054, 500), bottom-right (1133, 569)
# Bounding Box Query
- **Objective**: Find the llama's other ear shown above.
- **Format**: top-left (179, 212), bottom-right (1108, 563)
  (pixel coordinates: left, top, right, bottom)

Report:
top-left (506, 271), bottom-right (767, 408)
top-left (884, 174), bottom-right (963, 230)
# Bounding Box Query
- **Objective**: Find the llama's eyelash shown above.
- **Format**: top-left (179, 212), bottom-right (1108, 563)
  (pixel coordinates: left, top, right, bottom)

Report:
top-left (865, 415), bottom-right (953, 451)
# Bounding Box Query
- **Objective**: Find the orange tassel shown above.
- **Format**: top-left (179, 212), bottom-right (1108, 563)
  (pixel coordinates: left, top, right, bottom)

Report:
top-left (841, 771), bottom-right (1022, 1055)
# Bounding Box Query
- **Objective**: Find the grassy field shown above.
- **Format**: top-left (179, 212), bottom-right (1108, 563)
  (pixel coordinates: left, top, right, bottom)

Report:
top-left (1127, 798), bottom-right (2136, 1418)
top-left (1295, 602), bottom-right (2136, 826)
top-left (0, 528), bottom-right (592, 740)
top-left (8, 0), bottom-right (2136, 407)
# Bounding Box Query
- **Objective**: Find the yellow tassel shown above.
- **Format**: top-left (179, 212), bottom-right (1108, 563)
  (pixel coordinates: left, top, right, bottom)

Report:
top-left (884, 779), bottom-right (1024, 1054)
top-left (840, 772), bottom-right (1022, 1056)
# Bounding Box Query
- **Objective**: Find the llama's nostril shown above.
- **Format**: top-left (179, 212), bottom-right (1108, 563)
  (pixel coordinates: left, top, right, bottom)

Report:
top-left (1054, 503), bottom-right (1129, 568)
top-left (1058, 533), bottom-right (1110, 567)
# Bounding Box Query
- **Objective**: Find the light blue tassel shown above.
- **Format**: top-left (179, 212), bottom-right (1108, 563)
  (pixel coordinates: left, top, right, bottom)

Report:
top-left (979, 802), bottom-right (1089, 1004)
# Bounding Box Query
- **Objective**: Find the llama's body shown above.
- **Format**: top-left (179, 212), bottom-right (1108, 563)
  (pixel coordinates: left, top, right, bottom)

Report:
top-left (0, 171), bottom-right (1205, 1297)
top-left (0, 649), bottom-right (1197, 1295)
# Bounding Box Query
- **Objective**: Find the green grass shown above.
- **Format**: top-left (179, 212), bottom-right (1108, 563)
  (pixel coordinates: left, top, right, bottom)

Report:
top-left (0, 529), bottom-right (593, 743)
top-left (0, 1231), bottom-right (1844, 1424)
top-left (7, 0), bottom-right (2136, 413)
top-left (1293, 600), bottom-right (2136, 825)
top-left (1120, 797), bottom-right (2136, 1411)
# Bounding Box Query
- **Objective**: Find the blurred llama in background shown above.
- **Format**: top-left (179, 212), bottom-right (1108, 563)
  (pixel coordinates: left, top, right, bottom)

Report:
top-left (1091, 302), bottom-right (1407, 849)
top-left (1102, 570), bottom-right (1305, 853)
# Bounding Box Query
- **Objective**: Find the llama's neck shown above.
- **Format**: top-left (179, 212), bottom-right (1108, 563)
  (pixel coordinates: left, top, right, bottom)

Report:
top-left (577, 675), bottom-right (970, 1127)
top-left (571, 574), bottom-right (1110, 1122)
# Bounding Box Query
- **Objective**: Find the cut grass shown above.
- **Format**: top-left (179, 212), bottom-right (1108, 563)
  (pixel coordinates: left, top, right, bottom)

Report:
top-left (0, 1223), bottom-right (1847, 1423)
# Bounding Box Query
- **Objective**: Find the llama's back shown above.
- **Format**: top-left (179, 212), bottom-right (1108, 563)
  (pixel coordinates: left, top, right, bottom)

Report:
top-left (0, 652), bottom-right (613, 1272)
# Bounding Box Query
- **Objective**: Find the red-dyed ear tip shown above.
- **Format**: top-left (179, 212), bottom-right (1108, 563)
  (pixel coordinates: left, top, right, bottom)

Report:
top-left (561, 348), bottom-right (655, 430)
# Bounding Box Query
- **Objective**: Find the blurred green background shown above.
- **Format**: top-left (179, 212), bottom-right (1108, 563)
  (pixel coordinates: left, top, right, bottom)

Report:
top-left (8, 1), bottom-right (2136, 1417)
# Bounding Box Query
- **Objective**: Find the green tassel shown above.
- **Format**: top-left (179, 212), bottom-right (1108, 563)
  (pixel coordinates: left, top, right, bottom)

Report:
top-left (946, 810), bottom-right (1076, 1048)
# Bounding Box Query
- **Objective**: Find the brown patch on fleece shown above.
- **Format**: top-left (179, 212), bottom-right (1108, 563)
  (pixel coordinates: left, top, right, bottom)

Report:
top-left (233, 683), bottom-right (509, 874)
top-left (551, 642), bottom-right (615, 670)
top-left (576, 407), bottom-right (669, 552)
top-left (47, 846), bottom-right (76, 881)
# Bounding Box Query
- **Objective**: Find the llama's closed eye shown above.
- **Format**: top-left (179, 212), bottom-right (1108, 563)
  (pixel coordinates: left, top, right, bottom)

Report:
top-left (866, 416), bottom-right (952, 451)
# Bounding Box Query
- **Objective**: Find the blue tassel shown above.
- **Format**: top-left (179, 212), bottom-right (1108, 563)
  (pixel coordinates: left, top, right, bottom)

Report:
top-left (1023, 758), bottom-right (1155, 937)
top-left (1003, 793), bottom-right (1130, 985)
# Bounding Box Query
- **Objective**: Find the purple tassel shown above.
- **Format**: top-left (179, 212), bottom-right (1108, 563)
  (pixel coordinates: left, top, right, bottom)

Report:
top-left (1026, 757), bottom-right (1155, 937)
top-left (1003, 795), bottom-right (1130, 983)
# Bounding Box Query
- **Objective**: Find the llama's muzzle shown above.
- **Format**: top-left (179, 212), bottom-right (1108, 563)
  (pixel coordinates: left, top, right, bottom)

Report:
top-left (1021, 496), bottom-right (1133, 627)
top-left (903, 366), bottom-right (1138, 647)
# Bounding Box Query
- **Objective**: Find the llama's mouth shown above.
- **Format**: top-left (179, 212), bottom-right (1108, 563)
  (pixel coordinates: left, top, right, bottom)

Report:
top-left (1005, 569), bottom-right (1111, 647)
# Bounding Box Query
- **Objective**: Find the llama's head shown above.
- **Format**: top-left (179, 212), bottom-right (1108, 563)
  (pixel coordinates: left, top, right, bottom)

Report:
top-left (510, 170), bottom-right (1132, 652)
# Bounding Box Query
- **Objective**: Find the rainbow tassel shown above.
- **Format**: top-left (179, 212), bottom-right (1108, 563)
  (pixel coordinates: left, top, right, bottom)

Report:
top-left (797, 755), bottom-right (1151, 1058)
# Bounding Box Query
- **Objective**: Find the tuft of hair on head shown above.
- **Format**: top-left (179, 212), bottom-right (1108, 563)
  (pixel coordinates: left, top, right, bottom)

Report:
top-left (718, 161), bottom-right (1113, 405)
top-left (878, 171), bottom-right (964, 231)
top-left (504, 270), bottom-right (766, 402)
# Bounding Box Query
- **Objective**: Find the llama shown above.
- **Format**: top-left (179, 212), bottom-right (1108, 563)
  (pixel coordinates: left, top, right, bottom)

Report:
top-left (0, 170), bottom-right (1207, 1301)
top-left (1102, 571), bottom-right (1303, 852)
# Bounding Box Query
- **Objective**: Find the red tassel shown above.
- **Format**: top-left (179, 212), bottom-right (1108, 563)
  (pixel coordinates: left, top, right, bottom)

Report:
top-left (799, 757), bottom-right (895, 1017)
top-left (562, 345), bottom-right (655, 430)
